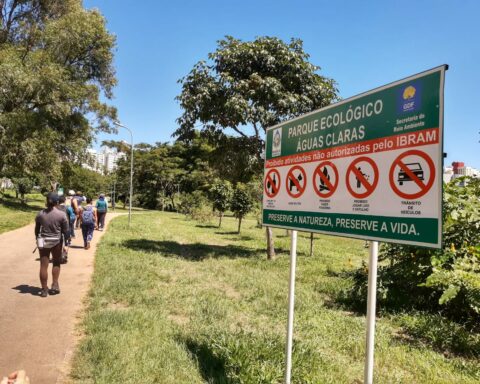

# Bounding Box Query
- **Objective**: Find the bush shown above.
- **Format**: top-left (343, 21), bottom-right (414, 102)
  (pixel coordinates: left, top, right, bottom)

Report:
top-left (209, 180), bottom-right (233, 227)
top-left (396, 312), bottom-right (480, 357)
top-left (11, 177), bottom-right (35, 202)
top-left (230, 183), bottom-right (254, 233)
top-left (178, 191), bottom-right (214, 223)
top-left (344, 177), bottom-right (480, 325)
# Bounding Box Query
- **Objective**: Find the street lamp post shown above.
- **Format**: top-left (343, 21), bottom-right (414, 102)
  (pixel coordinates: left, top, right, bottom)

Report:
top-left (113, 121), bottom-right (133, 227)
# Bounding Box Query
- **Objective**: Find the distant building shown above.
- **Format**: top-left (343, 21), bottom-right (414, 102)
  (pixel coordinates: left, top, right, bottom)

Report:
top-left (444, 161), bottom-right (480, 183)
top-left (83, 147), bottom-right (125, 174)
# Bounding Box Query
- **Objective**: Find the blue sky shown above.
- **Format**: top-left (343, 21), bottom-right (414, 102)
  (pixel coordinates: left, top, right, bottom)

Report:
top-left (84, 0), bottom-right (480, 168)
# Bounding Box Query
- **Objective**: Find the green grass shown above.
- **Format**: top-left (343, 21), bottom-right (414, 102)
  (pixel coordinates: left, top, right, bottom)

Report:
top-left (71, 212), bottom-right (480, 384)
top-left (0, 191), bottom-right (45, 234)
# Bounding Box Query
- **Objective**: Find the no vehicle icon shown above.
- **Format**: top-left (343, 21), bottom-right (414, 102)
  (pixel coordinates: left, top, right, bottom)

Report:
top-left (264, 169), bottom-right (281, 198)
top-left (286, 165), bottom-right (307, 198)
top-left (346, 156), bottom-right (379, 199)
top-left (313, 161), bottom-right (338, 198)
top-left (389, 149), bottom-right (435, 199)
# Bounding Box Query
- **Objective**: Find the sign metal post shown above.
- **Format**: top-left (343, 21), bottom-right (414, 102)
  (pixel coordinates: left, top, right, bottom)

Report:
top-left (364, 241), bottom-right (379, 384)
top-left (285, 230), bottom-right (298, 384)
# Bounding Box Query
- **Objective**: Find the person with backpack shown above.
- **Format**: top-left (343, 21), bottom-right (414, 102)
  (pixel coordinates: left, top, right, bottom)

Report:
top-left (95, 193), bottom-right (108, 231)
top-left (81, 197), bottom-right (97, 249)
top-left (35, 192), bottom-right (70, 297)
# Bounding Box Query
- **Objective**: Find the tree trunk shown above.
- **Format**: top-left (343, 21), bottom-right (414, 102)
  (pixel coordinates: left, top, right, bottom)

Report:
top-left (237, 216), bottom-right (242, 234)
top-left (266, 226), bottom-right (275, 260)
top-left (219, 212), bottom-right (223, 228)
top-left (310, 232), bottom-right (314, 257)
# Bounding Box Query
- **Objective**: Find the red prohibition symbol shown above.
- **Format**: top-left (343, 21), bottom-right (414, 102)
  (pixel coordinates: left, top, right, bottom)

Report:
top-left (389, 149), bottom-right (436, 199)
top-left (312, 161), bottom-right (338, 198)
top-left (264, 169), bottom-right (281, 198)
top-left (346, 156), bottom-right (379, 199)
top-left (286, 165), bottom-right (307, 198)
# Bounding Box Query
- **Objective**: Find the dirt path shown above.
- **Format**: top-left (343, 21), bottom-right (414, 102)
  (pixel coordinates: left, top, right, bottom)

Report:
top-left (0, 214), bottom-right (121, 384)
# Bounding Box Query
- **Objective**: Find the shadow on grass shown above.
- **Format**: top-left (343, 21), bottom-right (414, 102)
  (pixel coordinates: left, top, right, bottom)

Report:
top-left (214, 231), bottom-right (239, 235)
top-left (221, 235), bottom-right (255, 242)
top-left (0, 198), bottom-right (41, 212)
top-left (185, 339), bottom-right (229, 384)
top-left (324, 269), bottom-right (480, 358)
top-left (196, 224), bottom-right (219, 229)
top-left (122, 239), bottom-right (258, 261)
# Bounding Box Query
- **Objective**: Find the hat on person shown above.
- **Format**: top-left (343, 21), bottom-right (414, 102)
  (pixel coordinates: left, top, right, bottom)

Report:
top-left (68, 190), bottom-right (75, 196)
top-left (46, 192), bottom-right (59, 205)
top-left (100, 193), bottom-right (105, 198)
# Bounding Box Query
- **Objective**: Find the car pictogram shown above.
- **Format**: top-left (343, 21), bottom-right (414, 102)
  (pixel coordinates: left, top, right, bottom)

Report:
top-left (397, 162), bottom-right (424, 186)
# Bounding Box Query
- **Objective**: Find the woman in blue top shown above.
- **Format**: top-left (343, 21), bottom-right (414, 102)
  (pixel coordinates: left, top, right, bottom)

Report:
top-left (95, 194), bottom-right (108, 231)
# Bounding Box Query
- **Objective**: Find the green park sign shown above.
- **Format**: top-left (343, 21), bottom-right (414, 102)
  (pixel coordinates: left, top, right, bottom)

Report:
top-left (262, 66), bottom-right (446, 248)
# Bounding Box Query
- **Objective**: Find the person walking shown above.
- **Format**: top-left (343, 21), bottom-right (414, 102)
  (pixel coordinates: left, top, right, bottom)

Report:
top-left (95, 193), bottom-right (108, 231)
top-left (56, 195), bottom-right (71, 263)
top-left (35, 192), bottom-right (70, 297)
top-left (81, 197), bottom-right (96, 249)
top-left (66, 190), bottom-right (76, 241)
top-left (72, 191), bottom-right (83, 229)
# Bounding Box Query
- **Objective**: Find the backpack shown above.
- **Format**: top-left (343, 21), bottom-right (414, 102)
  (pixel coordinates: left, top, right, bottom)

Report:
top-left (82, 206), bottom-right (95, 225)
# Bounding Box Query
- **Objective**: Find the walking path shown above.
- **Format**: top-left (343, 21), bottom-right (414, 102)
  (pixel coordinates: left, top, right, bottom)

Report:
top-left (0, 214), bottom-right (120, 383)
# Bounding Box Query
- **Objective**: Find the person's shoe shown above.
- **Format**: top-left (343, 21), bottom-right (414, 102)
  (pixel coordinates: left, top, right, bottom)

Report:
top-left (40, 288), bottom-right (48, 298)
top-left (86, 242), bottom-right (91, 250)
top-left (49, 284), bottom-right (60, 295)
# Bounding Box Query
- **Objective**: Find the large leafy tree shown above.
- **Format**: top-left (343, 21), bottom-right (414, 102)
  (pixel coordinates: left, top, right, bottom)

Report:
top-left (0, 0), bottom-right (117, 189)
top-left (175, 36), bottom-right (339, 259)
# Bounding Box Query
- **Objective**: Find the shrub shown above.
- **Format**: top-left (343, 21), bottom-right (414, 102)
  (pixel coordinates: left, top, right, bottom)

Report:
top-left (345, 176), bottom-right (480, 325)
top-left (178, 191), bottom-right (214, 223)
top-left (230, 183), bottom-right (254, 233)
top-left (209, 180), bottom-right (233, 227)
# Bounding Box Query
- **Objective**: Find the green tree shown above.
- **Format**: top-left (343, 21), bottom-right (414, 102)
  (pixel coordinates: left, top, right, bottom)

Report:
top-left (11, 176), bottom-right (35, 203)
top-left (175, 36), bottom-right (338, 258)
top-left (60, 164), bottom-right (108, 199)
top-left (209, 179), bottom-right (233, 227)
top-left (0, 0), bottom-right (117, 188)
top-left (230, 184), bottom-right (254, 234)
top-left (208, 135), bottom-right (262, 184)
